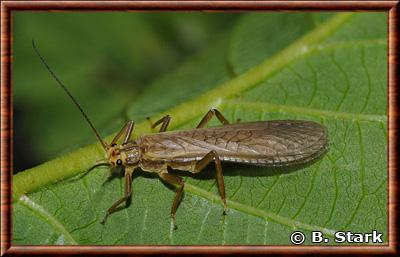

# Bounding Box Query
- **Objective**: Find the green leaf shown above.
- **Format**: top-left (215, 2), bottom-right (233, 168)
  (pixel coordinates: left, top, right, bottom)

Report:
top-left (13, 12), bottom-right (387, 245)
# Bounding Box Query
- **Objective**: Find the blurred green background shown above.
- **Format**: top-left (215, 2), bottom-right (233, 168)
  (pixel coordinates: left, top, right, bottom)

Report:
top-left (13, 12), bottom-right (240, 172)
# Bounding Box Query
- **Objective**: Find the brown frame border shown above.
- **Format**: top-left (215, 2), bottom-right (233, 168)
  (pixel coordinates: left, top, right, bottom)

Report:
top-left (1, 0), bottom-right (398, 255)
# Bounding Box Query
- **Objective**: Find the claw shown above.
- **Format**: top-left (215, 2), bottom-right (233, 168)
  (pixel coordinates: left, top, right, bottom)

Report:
top-left (171, 214), bottom-right (178, 230)
top-left (101, 212), bottom-right (109, 225)
top-left (223, 200), bottom-right (227, 215)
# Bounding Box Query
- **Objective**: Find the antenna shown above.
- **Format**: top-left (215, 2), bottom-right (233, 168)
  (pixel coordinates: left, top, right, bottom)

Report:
top-left (32, 40), bottom-right (109, 150)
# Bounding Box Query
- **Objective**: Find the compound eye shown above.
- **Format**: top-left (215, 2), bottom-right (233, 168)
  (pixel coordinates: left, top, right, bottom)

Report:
top-left (116, 159), bottom-right (123, 166)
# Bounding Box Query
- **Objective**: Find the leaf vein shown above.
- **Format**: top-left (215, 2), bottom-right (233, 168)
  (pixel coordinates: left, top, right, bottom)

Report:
top-left (184, 183), bottom-right (337, 237)
top-left (224, 100), bottom-right (386, 122)
top-left (18, 195), bottom-right (78, 245)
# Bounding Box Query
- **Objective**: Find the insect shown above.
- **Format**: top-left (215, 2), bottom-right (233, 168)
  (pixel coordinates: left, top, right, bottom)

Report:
top-left (32, 41), bottom-right (328, 229)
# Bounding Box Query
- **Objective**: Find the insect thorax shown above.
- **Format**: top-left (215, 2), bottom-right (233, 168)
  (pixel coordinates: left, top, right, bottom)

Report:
top-left (121, 141), bottom-right (141, 165)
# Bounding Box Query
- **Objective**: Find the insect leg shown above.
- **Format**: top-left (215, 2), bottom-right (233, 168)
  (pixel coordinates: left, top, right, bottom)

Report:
top-left (194, 150), bottom-right (227, 214)
top-left (110, 121), bottom-right (135, 145)
top-left (159, 172), bottom-right (184, 229)
top-left (196, 108), bottom-right (230, 128)
top-left (146, 115), bottom-right (171, 132)
top-left (101, 168), bottom-right (134, 224)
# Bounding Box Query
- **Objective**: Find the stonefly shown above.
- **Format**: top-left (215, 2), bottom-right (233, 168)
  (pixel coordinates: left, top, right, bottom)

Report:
top-left (32, 41), bottom-right (328, 229)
